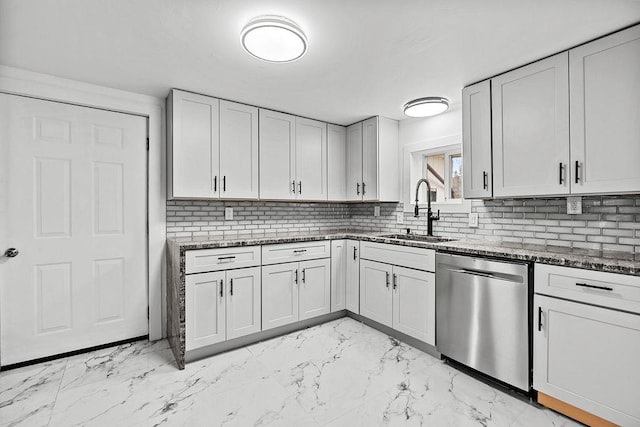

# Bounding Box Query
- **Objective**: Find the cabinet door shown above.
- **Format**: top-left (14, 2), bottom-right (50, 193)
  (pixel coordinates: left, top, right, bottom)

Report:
top-left (492, 52), bottom-right (570, 197)
top-left (359, 260), bottom-right (392, 327)
top-left (295, 117), bottom-right (327, 200)
top-left (462, 80), bottom-right (492, 198)
top-left (299, 258), bottom-right (331, 321)
top-left (226, 267), bottom-right (261, 340)
top-left (392, 267), bottom-right (435, 345)
top-left (346, 240), bottom-right (360, 313)
top-left (185, 271), bottom-right (226, 350)
top-left (261, 262), bottom-right (299, 330)
top-left (220, 100), bottom-right (258, 199)
top-left (259, 109), bottom-right (296, 200)
top-left (569, 25), bottom-right (640, 194)
top-left (534, 295), bottom-right (640, 426)
top-left (170, 90), bottom-right (219, 198)
top-left (362, 117), bottom-right (378, 201)
top-left (346, 122), bottom-right (363, 200)
top-left (330, 240), bottom-right (347, 312)
top-left (327, 124), bottom-right (347, 201)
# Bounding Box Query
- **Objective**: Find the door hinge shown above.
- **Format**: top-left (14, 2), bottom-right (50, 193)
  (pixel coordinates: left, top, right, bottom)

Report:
top-left (146, 138), bottom-right (150, 150)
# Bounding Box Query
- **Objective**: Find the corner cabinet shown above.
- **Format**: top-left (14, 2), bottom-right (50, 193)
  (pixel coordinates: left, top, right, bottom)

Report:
top-left (346, 117), bottom-right (399, 202)
top-left (168, 89), bottom-right (258, 199)
top-left (462, 80), bottom-right (492, 198)
top-left (327, 124), bottom-right (347, 201)
top-left (492, 52), bottom-right (570, 198)
top-left (569, 25), bottom-right (640, 194)
top-left (259, 111), bottom-right (327, 201)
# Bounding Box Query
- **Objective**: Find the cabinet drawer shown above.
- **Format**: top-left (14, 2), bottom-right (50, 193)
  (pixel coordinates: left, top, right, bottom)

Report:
top-left (535, 264), bottom-right (640, 314)
top-left (186, 246), bottom-right (261, 274)
top-left (261, 241), bottom-right (330, 265)
top-left (360, 241), bottom-right (435, 271)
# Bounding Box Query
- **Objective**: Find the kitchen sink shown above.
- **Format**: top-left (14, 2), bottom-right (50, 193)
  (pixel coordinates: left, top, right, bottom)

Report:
top-left (379, 233), bottom-right (455, 243)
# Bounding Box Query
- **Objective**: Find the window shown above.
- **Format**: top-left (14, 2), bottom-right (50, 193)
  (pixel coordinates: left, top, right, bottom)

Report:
top-left (419, 151), bottom-right (463, 205)
top-left (403, 137), bottom-right (471, 214)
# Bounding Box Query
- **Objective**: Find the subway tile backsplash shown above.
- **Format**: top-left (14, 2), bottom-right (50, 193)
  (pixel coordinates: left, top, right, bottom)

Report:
top-left (167, 195), bottom-right (640, 254)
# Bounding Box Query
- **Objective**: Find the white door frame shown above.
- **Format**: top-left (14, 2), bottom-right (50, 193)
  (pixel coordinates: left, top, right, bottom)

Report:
top-left (0, 65), bottom-right (166, 341)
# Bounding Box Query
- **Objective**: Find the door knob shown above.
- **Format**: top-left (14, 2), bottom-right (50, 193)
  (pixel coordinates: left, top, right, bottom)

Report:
top-left (4, 248), bottom-right (19, 258)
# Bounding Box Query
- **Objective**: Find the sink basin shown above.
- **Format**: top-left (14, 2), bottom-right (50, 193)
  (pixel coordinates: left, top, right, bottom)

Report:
top-left (379, 233), bottom-right (455, 243)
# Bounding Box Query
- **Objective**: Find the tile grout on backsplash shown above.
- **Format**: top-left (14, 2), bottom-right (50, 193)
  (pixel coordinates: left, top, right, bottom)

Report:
top-left (167, 195), bottom-right (640, 254)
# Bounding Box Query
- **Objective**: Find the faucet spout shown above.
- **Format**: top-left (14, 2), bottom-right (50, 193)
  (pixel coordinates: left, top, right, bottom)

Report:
top-left (414, 177), bottom-right (440, 236)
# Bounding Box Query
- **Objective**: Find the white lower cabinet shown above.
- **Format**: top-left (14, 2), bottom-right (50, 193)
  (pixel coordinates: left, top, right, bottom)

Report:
top-left (534, 294), bottom-right (640, 426)
top-left (262, 258), bottom-right (330, 331)
top-left (346, 240), bottom-right (360, 313)
top-left (186, 266), bottom-right (261, 351)
top-left (359, 259), bottom-right (435, 344)
top-left (330, 240), bottom-right (347, 312)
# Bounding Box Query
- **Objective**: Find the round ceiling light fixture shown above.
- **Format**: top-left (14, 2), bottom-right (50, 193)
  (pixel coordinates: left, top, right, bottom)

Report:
top-left (241, 15), bottom-right (308, 62)
top-left (403, 97), bottom-right (450, 118)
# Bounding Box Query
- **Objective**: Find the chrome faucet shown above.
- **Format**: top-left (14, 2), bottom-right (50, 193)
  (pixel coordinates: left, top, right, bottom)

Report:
top-left (414, 178), bottom-right (440, 236)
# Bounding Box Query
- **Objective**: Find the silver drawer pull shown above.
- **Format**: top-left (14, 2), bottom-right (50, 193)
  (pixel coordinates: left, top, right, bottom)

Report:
top-left (218, 256), bottom-right (236, 263)
top-left (293, 249), bottom-right (307, 254)
top-left (575, 282), bottom-right (613, 292)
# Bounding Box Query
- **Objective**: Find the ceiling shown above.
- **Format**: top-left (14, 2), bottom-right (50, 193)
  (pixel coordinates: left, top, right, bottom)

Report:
top-left (1, 0), bottom-right (639, 125)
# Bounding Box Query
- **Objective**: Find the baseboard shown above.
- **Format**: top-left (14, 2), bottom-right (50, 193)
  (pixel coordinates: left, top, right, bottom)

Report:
top-left (537, 392), bottom-right (618, 427)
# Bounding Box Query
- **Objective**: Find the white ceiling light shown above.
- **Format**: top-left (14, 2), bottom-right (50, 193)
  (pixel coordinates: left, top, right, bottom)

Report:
top-left (403, 97), bottom-right (450, 117)
top-left (241, 15), bottom-right (307, 63)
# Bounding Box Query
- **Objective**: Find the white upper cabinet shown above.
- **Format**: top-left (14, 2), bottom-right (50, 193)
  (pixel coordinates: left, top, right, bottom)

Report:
top-left (346, 116), bottom-right (399, 202)
top-left (346, 122), bottom-right (363, 200)
top-left (569, 25), bottom-right (640, 194)
top-left (295, 117), bottom-right (327, 200)
top-left (168, 90), bottom-right (258, 199)
top-left (219, 100), bottom-right (258, 199)
top-left (168, 90), bottom-right (220, 199)
top-left (492, 52), bottom-right (570, 197)
top-left (462, 80), bottom-right (492, 199)
top-left (327, 124), bottom-right (347, 201)
top-left (259, 109), bottom-right (296, 200)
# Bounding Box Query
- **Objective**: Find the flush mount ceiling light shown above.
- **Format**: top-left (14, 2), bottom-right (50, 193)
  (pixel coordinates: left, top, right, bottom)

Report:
top-left (403, 97), bottom-right (450, 117)
top-left (241, 15), bottom-right (307, 62)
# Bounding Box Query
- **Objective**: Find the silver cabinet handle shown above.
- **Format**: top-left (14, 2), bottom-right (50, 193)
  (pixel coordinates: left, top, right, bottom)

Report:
top-left (356, 183), bottom-right (360, 195)
top-left (230, 278), bottom-right (234, 296)
top-left (292, 180), bottom-right (296, 193)
top-left (220, 279), bottom-right (224, 298)
top-left (362, 182), bottom-right (366, 196)
top-left (385, 272), bottom-right (390, 288)
top-left (559, 162), bottom-right (564, 184)
top-left (298, 181), bottom-right (302, 194)
top-left (4, 248), bottom-right (19, 258)
top-left (293, 249), bottom-right (307, 254)
top-left (575, 161), bottom-right (580, 184)
top-left (538, 307), bottom-right (543, 331)
top-left (295, 269), bottom-right (298, 284)
top-left (218, 256), bottom-right (236, 263)
top-left (302, 268), bottom-right (306, 283)
top-left (353, 246), bottom-right (357, 260)
top-left (223, 176), bottom-right (226, 192)
top-left (392, 273), bottom-right (397, 290)
top-left (483, 171), bottom-right (488, 190)
top-left (213, 176), bottom-right (217, 192)
top-left (575, 282), bottom-right (613, 292)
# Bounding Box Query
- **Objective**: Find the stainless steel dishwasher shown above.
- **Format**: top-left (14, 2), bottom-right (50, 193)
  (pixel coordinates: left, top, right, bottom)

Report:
top-left (436, 253), bottom-right (531, 392)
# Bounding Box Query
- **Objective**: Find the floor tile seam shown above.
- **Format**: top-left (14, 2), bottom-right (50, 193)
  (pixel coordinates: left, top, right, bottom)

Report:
top-left (46, 358), bottom-right (69, 427)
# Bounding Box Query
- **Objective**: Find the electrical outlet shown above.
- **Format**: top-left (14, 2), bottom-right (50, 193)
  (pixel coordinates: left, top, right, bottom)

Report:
top-left (567, 196), bottom-right (582, 215)
top-left (374, 206), bottom-right (380, 217)
top-left (396, 212), bottom-right (403, 224)
top-left (468, 212), bottom-right (479, 228)
top-left (224, 207), bottom-right (233, 220)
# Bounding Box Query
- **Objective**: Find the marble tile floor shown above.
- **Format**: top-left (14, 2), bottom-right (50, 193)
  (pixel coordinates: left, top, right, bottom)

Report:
top-left (0, 318), bottom-right (581, 427)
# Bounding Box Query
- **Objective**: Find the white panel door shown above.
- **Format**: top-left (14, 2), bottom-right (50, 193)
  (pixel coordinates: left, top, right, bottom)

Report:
top-left (330, 240), bottom-right (346, 312)
top-left (345, 240), bottom-right (360, 313)
top-left (0, 94), bottom-right (148, 365)
top-left (392, 267), bottom-right (435, 344)
top-left (295, 117), bottom-right (327, 200)
top-left (185, 271), bottom-right (226, 351)
top-left (492, 52), bottom-right (570, 197)
top-left (299, 258), bottom-right (331, 321)
top-left (362, 117), bottom-right (378, 201)
top-left (462, 80), bottom-right (493, 198)
top-left (534, 295), bottom-right (640, 426)
top-left (346, 122), bottom-right (363, 200)
top-left (261, 262), bottom-right (299, 330)
top-left (259, 109), bottom-right (296, 200)
top-left (226, 267), bottom-right (261, 340)
top-left (359, 260), bottom-right (392, 327)
top-left (170, 90), bottom-right (219, 198)
top-left (569, 25), bottom-right (640, 194)
top-left (327, 124), bottom-right (347, 201)
top-left (219, 100), bottom-right (258, 199)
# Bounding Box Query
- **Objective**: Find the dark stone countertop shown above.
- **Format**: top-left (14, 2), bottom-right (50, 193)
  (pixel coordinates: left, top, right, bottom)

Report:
top-left (167, 231), bottom-right (640, 277)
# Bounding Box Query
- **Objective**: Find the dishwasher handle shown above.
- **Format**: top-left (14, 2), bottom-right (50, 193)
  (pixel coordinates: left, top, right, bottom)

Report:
top-left (445, 266), bottom-right (524, 283)
top-left (448, 268), bottom-right (496, 279)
